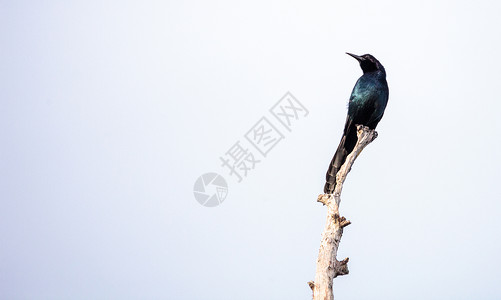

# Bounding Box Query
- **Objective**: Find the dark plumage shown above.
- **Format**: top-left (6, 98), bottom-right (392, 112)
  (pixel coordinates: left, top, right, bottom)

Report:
top-left (324, 53), bottom-right (389, 194)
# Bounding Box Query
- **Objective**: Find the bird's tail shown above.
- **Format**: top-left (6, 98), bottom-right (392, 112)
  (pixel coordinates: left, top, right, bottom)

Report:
top-left (324, 117), bottom-right (358, 194)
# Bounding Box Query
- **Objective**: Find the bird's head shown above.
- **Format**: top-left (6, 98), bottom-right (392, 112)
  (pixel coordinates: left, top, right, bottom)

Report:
top-left (346, 53), bottom-right (385, 74)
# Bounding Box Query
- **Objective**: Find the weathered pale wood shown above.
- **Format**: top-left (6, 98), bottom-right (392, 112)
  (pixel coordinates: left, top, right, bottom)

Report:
top-left (309, 125), bottom-right (378, 300)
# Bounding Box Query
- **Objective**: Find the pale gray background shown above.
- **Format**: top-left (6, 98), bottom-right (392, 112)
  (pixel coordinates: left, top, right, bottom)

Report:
top-left (1, 0), bottom-right (501, 299)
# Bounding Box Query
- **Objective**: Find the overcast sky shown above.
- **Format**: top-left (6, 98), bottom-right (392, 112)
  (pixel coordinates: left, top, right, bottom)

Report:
top-left (1, 0), bottom-right (501, 299)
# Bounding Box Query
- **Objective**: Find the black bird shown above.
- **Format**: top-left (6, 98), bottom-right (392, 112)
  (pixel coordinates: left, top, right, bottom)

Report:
top-left (324, 53), bottom-right (389, 194)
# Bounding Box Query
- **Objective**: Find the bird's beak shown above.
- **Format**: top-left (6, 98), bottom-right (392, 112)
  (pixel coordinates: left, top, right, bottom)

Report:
top-left (346, 52), bottom-right (365, 62)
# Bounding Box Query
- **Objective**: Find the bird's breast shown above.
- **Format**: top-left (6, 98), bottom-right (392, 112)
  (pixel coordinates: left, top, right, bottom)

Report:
top-left (348, 73), bottom-right (388, 123)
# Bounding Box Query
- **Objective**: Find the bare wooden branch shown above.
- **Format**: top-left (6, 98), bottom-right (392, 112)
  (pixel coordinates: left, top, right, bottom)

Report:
top-left (310, 125), bottom-right (378, 300)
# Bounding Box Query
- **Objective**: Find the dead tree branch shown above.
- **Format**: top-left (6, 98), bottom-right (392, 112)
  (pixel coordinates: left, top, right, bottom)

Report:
top-left (309, 125), bottom-right (378, 300)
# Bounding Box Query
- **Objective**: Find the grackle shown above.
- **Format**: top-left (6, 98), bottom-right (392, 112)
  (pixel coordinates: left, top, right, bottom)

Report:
top-left (324, 53), bottom-right (389, 194)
